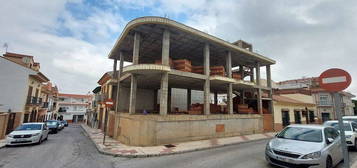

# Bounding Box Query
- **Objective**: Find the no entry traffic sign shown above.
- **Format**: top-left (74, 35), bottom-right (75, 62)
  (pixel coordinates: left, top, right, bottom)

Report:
top-left (318, 68), bottom-right (351, 92)
top-left (104, 99), bottom-right (114, 108)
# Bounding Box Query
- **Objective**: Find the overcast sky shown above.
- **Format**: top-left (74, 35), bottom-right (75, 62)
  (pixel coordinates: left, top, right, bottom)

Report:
top-left (1, 0), bottom-right (356, 96)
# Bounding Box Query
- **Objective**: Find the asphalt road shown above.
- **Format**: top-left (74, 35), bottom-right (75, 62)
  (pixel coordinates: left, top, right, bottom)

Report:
top-left (0, 125), bottom-right (356, 168)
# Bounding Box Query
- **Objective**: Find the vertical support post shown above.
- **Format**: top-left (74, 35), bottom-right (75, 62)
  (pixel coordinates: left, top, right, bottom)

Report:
top-left (266, 65), bottom-right (273, 114)
top-left (239, 65), bottom-right (244, 80)
top-left (114, 52), bottom-right (124, 139)
top-left (154, 89), bottom-right (158, 111)
top-left (160, 29), bottom-right (170, 115)
top-left (256, 62), bottom-right (262, 114)
top-left (113, 59), bottom-right (118, 78)
top-left (214, 92), bottom-right (218, 105)
top-left (160, 73), bottom-right (168, 115)
top-left (250, 67), bottom-right (254, 82)
top-left (129, 75), bottom-right (137, 114)
top-left (226, 51), bottom-right (233, 114)
top-left (204, 43), bottom-right (210, 115)
top-left (168, 87), bottom-right (172, 113)
top-left (228, 84), bottom-right (233, 114)
top-left (334, 92), bottom-right (350, 168)
top-left (133, 32), bottom-right (140, 65)
top-left (187, 89), bottom-right (191, 111)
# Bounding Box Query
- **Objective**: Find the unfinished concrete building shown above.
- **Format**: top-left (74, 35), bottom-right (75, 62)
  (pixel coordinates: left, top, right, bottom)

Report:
top-left (106, 17), bottom-right (276, 146)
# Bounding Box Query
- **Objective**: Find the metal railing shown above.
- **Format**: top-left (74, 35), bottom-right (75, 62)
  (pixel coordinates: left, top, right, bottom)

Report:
top-left (318, 101), bottom-right (333, 106)
top-left (26, 96), bottom-right (41, 105)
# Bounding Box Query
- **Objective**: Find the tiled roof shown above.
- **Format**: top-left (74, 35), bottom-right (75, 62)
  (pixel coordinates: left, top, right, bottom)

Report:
top-left (273, 95), bottom-right (314, 105)
top-left (58, 93), bottom-right (92, 99)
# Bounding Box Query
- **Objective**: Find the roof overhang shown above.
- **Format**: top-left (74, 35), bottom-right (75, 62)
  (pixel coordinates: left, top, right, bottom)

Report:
top-left (108, 16), bottom-right (275, 67)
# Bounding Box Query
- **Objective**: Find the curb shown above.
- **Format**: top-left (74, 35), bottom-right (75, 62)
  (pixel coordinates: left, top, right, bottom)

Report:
top-left (81, 125), bottom-right (273, 158)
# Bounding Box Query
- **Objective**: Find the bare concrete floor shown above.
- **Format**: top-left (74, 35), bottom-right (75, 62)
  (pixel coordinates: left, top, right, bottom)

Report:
top-left (0, 125), bottom-right (356, 168)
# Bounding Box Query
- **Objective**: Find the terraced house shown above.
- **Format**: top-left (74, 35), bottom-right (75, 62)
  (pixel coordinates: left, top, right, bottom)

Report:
top-left (97, 17), bottom-right (276, 146)
top-left (0, 52), bottom-right (50, 138)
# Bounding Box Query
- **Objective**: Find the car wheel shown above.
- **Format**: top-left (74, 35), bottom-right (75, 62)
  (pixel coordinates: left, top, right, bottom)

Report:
top-left (326, 156), bottom-right (333, 168)
top-left (354, 139), bottom-right (357, 151)
top-left (37, 136), bottom-right (43, 145)
top-left (45, 135), bottom-right (48, 140)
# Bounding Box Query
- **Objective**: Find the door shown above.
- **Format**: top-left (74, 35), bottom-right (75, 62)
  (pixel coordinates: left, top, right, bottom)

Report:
top-left (294, 111), bottom-right (301, 124)
top-left (282, 110), bottom-right (290, 127)
top-left (23, 114), bottom-right (29, 123)
top-left (324, 128), bottom-right (342, 164)
top-left (322, 113), bottom-right (330, 123)
top-left (6, 113), bottom-right (16, 134)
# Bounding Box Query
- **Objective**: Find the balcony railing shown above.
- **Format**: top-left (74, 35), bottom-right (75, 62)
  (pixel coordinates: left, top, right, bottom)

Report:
top-left (318, 101), bottom-right (333, 106)
top-left (26, 96), bottom-right (41, 105)
top-left (42, 102), bottom-right (49, 108)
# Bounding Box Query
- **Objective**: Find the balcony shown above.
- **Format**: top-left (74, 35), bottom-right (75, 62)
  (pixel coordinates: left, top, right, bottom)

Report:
top-left (42, 102), bottom-right (49, 108)
top-left (318, 101), bottom-right (333, 107)
top-left (58, 107), bottom-right (67, 113)
top-left (26, 96), bottom-right (41, 105)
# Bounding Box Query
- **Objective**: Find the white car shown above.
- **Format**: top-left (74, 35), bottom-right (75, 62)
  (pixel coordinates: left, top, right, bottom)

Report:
top-left (6, 122), bottom-right (49, 146)
top-left (324, 120), bottom-right (357, 150)
top-left (343, 116), bottom-right (357, 124)
top-left (266, 124), bottom-right (343, 168)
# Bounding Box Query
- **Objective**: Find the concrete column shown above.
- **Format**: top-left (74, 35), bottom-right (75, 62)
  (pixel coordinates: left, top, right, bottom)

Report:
top-left (187, 89), bottom-right (191, 111)
top-left (162, 29), bottom-right (170, 66)
top-left (204, 43), bottom-right (210, 115)
top-left (214, 92), bottom-right (218, 105)
top-left (168, 87), bottom-right (172, 113)
top-left (129, 75), bottom-right (137, 114)
top-left (228, 83), bottom-right (233, 114)
top-left (256, 62), bottom-right (262, 114)
top-left (133, 32), bottom-right (141, 65)
top-left (266, 65), bottom-right (274, 115)
top-left (239, 65), bottom-right (244, 80)
top-left (159, 73), bottom-right (169, 115)
top-left (113, 59), bottom-right (117, 78)
top-left (154, 89), bottom-right (158, 111)
top-left (159, 29), bottom-right (170, 115)
top-left (226, 51), bottom-right (232, 78)
top-left (115, 52), bottom-right (124, 113)
top-left (250, 67), bottom-right (254, 82)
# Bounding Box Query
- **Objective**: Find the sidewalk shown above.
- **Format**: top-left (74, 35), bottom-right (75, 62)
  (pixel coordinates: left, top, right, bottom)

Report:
top-left (81, 124), bottom-right (276, 157)
top-left (0, 139), bottom-right (5, 149)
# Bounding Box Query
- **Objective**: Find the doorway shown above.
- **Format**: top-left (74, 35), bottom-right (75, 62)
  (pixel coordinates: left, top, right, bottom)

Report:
top-left (322, 113), bottom-right (330, 123)
top-left (6, 113), bottom-right (16, 134)
top-left (282, 110), bottom-right (290, 127)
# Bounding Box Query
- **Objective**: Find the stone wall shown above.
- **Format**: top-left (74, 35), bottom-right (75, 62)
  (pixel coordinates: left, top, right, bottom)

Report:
top-left (0, 113), bottom-right (9, 139)
top-left (117, 114), bottom-right (263, 146)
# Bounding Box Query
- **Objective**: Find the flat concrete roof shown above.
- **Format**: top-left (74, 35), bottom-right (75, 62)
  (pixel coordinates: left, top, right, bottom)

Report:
top-left (108, 16), bottom-right (275, 67)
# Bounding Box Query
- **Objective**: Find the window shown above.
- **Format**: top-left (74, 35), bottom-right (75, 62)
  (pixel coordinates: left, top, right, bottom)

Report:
top-left (324, 127), bottom-right (339, 144)
top-left (319, 94), bottom-right (330, 106)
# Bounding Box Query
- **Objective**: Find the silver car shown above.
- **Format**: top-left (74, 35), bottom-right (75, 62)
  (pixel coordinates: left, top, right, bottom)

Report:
top-left (6, 122), bottom-right (49, 146)
top-left (265, 124), bottom-right (343, 168)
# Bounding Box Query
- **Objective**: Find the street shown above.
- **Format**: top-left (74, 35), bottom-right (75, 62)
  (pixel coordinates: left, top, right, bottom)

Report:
top-left (1, 125), bottom-right (356, 168)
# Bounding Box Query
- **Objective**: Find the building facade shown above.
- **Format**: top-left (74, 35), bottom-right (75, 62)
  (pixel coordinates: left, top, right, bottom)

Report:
top-left (277, 77), bottom-right (356, 122)
top-left (0, 52), bottom-right (50, 135)
top-left (98, 17), bottom-right (276, 146)
top-left (57, 93), bottom-right (92, 123)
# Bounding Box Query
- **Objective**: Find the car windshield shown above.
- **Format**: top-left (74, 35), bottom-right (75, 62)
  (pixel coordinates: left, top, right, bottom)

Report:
top-left (277, 127), bottom-right (323, 142)
top-left (46, 121), bottom-right (58, 125)
top-left (15, 124), bottom-right (42, 131)
top-left (326, 122), bottom-right (352, 131)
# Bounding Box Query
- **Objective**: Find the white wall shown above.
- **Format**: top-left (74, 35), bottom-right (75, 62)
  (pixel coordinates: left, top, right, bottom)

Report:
top-left (119, 87), bottom-right (155, 112)
top-left (0, 57), bottom-right (35, 112)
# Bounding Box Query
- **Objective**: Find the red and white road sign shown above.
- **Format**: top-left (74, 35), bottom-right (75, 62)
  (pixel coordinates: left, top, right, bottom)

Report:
top-left (104, 99), bottom-right (114, 108)
top-left (318, 68), bottom-right (352, 92)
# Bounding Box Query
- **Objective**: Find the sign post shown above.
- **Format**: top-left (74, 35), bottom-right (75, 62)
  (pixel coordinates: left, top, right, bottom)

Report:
top-left (319, 68), bottom-right (352, 168)
top-left (103, 99), bottom-right (114, 145)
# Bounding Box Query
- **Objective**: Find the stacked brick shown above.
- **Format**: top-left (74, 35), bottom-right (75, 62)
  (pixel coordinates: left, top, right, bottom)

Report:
top-left (210, 104), bottom-right (222, 114)
top-left (236, 104), bottom-right (254, 114)
top-left (232, 72), bottom-right (242, 80)
top-left (188, 103), bottom-right (203, 115)
top-left (210, 66), bottom-right (225, 76)
top-left (173, 59), bottom-right (192, 72)
top-left (192, 66), bottom-right (204, 74)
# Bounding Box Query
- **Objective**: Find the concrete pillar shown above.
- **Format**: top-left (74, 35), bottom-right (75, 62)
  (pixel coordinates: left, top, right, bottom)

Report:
top-left (214, 92), bottom-right (218, 105)
top-left (115, 52), bottom-right (124, 113)
top-left (133, 32), bottom-right (141, 65)
top-left (162, 29), bottom-right (170, 66)
top-left (239, 65), bottom-right (244, 80)
top-left (266, 65), bottom-right (273, 114)
top-left (187, 89), bottom-right (191, 111)
top-left (113, 59), bottom-right (117, 78)
top-left (226, 51), bottom-right (232, 78)
top-left (168, 87), bottom-right (172, 113)
top-left (159, 29), bottom-right (170, 115)
top-left (129, 75), bottom-right (137, 114)
top-left (204, 43), bottom-right (210, 115)
top-left (159, 73), bottom-right (168, 115)
top-left (256, 62), bottom-right (262, 114)
top-left (228, 84), bottom-right (233, 114)
top-left (154, 89), bottom-right (158, 111)
top-left (250, 67), bottom-right (254, 82)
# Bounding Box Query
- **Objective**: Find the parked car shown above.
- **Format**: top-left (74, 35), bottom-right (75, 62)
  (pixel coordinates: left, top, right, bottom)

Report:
top-left (61, 120), bottom-right (68, 127)
top-left (324, 120), bottom-right (357, 150)
top-left (265, 124), bottom-right (343, 168)
top-left (46, 120), bottom-right (60, 133)
top-left (343, 116), bottom-right (357, 123)
top-left (58, 121), bottom-right (64, 130)
top-left (6, 122), bottom-right (49, 146)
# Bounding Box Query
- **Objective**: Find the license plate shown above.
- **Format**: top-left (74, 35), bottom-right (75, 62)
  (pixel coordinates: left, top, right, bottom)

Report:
top-left (276, 156), bottom-right (290, 162)
top-left (15, 139), bottom-right (27, 142)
